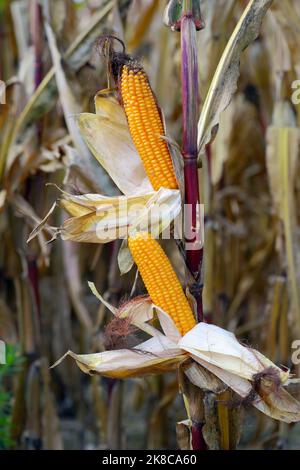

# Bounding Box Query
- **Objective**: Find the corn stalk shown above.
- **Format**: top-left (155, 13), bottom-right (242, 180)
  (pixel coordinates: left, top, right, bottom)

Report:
top-left (180, 1), bottom-right (204, 323)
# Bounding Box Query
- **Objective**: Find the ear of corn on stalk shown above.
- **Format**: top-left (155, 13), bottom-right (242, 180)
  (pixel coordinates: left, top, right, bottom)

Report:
top-left (120, 64), bottom-right (178, 191)
top-left (128, 233), bottom-right (196, 336)
top-left (107, 45), bottom-right (194, 335)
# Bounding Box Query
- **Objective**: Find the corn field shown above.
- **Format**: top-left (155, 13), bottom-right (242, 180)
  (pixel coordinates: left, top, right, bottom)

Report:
top-left (1, 0), bottom-right (300, 452)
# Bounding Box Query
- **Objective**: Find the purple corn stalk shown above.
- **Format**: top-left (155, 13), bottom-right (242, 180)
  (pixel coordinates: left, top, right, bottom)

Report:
top-left (181, 6), bottom-right (204, 322)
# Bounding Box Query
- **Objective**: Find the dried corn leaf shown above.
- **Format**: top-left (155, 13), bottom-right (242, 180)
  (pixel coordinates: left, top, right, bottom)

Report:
top-left (125, 0), bottom-right (159, 51)
top-left (2, 1), bottom-right (114, 175)
top-left (198, 0), bottom-right (273, 154)
top-left (45, 23), bottom-right (94, 162)
top-left (266, 101), bottom-right (300, 334)
top-left (63, 241), bottom-right (93, 331)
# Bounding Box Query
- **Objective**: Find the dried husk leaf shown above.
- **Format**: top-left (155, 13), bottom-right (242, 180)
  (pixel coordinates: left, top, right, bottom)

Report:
top-left (88, 281), bottom-right (180, 340)
top-left (59, 188), bottom-right (181, 244)
top-left (52, 335), bottom-right (187, 379)
top-left (183, 361), bottom-right (227, 394)
top-left (180, 324), bottom-right (300, 423)
top-left (78, 95), bottom-right (153, 196)
top-left (179, 323), bottom-right (289, 383)
top-left (198, 359), bottom-right (300, 423)
top-left (154, 305), bottom-right (183, 344)
top-left (118, 238), bottom-right (134, 275)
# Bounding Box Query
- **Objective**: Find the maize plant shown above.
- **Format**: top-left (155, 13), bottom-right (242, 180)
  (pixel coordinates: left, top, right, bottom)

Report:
top-left (1, 0), bottom-right (300, 453)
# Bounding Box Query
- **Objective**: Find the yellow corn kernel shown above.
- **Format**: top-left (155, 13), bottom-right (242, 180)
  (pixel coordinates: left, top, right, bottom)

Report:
top-left (120, 65), bottom-right (178, 191)
top-left (128, 233), bottom-right (196, 336)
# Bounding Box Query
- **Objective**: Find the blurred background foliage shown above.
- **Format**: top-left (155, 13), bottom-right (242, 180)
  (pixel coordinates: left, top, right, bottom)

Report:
top-left (1, 0), bottom-right (300, 449)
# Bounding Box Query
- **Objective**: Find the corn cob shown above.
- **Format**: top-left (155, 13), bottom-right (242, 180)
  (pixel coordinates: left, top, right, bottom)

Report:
top-left (128, 233), bottom-right (196, 335)
top-left (120, 65), bottom-right (178, 191)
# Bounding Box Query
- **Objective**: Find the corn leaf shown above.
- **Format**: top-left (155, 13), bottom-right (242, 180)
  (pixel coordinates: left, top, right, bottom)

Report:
top-left (198, 0), bottom-right (273, 155)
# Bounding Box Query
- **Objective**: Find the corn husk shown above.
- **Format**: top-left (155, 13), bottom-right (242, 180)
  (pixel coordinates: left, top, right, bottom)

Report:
top-left (54, 286), bottom-right (300, 423)
top-left (59, 187), bottom-right (181, 243)
top-left (78, 93), bottom-right (153, 196)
